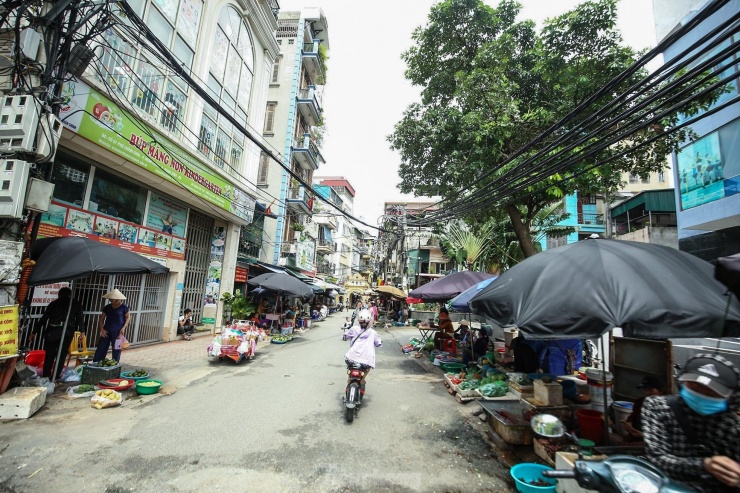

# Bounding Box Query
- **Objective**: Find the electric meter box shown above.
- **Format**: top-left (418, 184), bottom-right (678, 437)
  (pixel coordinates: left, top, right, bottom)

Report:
top-left (0, 159), bottom-right (30, 219)
top-left (24, 178), bottom-right (54, 213)
top-left (34, 113), bottom-right (62, 162)
top-left (0, 95), bottom-right (41, 154)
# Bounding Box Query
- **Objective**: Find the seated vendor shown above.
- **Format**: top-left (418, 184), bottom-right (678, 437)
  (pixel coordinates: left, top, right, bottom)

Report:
top-left (623, 376), bottom-right (664, 441)
top-left (433, 307), bottom-right (454, 350)
top-left (249, 313), bottom-right (269, 329)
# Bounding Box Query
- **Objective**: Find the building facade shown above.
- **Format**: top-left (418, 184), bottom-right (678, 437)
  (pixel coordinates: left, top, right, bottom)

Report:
top-left (259, 8), bottom-right (329, 275)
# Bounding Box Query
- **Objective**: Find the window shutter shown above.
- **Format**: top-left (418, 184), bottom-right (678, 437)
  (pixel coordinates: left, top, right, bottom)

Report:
top-left (264, 103), bottom-right (276, 133)
top-left (271, 58), bottom-right (281, 83)
top-left (258, 152), bottom-right (269, 184)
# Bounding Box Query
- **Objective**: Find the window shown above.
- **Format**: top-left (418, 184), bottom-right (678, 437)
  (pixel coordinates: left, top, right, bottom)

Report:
top-left (96, 1), bottom-right (202, 136)
top-left (658, 171), bottom-right (666, 183)
top-left (641, 176), bottom-right (650, 184)
top-left (258, 152), bottom-right (270, 184)
top-left (629, 173), bottom-right (639, 184)
top-left (51, 158), bottom-right (90, 206)
top-left (198, 5), bottom-right (254, 175)
top-left (264, 102), bottom-right (277, 133)
top-left (89, 168), bottom-right (148, 225)
top-left (271, 57), bottom-right (281, 84)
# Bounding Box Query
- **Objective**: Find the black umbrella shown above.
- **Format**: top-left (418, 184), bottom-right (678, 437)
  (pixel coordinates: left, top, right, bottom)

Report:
top-left (716, 252), bottom-right (740, 300)
top-left (469, 239), bottom-right (740, 339)
top-left (27, 237), bottom-right (170, 384)
top-left (247, 272), bottom-right (315, 299)
top-left (409, 271), bottom-right (496, 301)
top-left (28, 237), bottom-right (169, 286)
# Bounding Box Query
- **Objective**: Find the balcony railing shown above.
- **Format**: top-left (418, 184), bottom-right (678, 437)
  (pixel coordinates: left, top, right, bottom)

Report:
top-left (578, 213), bottom-right (605, 225)
top-left (267, 0), bottom-right (279, 20)
top-left (287, 185), bottom-right (312, 214)
top-left (291, 133), bottom-right (322, 170)
top-left (303, 41), bottom-right (319, 55)
top-left (317, 263), bottom-right (333, 275)
top-left (297, 85), bottom-right (323, 111)
top-left (316, 239), bottom-right (334, 253)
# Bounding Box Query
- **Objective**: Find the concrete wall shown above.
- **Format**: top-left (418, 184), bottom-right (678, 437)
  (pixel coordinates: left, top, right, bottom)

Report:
top-left (618, 227), bottom-right (679, 248)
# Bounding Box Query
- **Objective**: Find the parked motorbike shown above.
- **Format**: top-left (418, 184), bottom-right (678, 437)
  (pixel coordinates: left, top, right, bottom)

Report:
top-left (530, 414), bottom-right (695, 493)
top-left (343, 360), bottom-right (369, 423)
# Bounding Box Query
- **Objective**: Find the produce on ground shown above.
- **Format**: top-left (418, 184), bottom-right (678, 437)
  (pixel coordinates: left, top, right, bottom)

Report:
top-left (478, 381), bottom-right (509, 397)
top-left (128, 369), bottom-right (148, 377)
top-left (138, 381), bottom-right (160, 387)
top-left (95, 358), bottom-right (118, 367)
top-left (74, 384), bottom-right (96, 394)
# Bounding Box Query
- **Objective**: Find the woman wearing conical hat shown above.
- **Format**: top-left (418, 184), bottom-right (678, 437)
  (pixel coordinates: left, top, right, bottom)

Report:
top-left (93, 289), bottom-right (130, 363)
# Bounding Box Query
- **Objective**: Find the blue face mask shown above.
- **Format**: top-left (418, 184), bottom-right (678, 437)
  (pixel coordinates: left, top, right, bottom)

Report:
top-left (680, 386), bottom-right (729, 416)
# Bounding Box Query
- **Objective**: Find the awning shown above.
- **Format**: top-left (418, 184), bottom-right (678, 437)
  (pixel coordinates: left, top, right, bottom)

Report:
top-left (253, 261), bottom-right (284, 273)
top-left (311, 279), bottom-right (341, 290)
top-left (284, 268), bottom-right (323, 294)
top-left (255, 201), bottom-right (278, 220)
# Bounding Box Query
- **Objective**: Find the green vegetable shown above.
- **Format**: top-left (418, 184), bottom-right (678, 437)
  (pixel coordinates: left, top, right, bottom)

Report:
top-left (74, 384), bottom-right (96, 394)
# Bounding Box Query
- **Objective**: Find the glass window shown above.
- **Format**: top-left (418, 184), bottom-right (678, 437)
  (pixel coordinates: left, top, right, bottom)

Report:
top-left (198, 114), bottom-right (216, 158)
top-left (172, 35), bottom-right (194, 68)
top-left (131, 59), bottom-right (163, 117)
top-left (629, 173), bottom-right (638, 184)
top-left (97, 29), bottom-right (134, 96)
top-left (51, 158), bottom-right (90, 206)
top-left (147, 6), bottom-right (174, 46)
top-left (89, 169), bottom-right (148, 225)
top-left (161, 81), bottom-right (186, 132)
top-left (658, 171), bottom-right (665, 183)
top-left (176, 0), bottom-right (202, 48)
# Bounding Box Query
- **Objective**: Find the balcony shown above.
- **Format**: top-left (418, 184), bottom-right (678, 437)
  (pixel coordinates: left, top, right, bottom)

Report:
top-left (314, 214), bottom-right (337, 230)
top-left (577, 212), bottom-right (606, 235)
top-left (316, 239), bottom-right (334, 254)
top-left (296, 85), bottom-right (323, 126)
top-left (301, 40), bottom-right (322, 78)
top-left (286, 185), bottom-right (313, 214)
top-left (317, 262), bottom-right (333, 276)
top-left (291, 133), bottom-right (323, 170)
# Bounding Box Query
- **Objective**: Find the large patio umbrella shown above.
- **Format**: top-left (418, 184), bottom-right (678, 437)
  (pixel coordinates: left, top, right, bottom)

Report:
top-left (248, 272), bottom-right (316, 299)
top-left (375, 285), bottom-right (406, 299)
top-left (449, 277), bottom-right (497, 312)
top-left (27, 237), bottom-right (170, 383)
top-left (469, 239), bottom-right (740, 340)
top-left (716, 252), bottom-right (740, 301)
top-left (409, 271), bottom-right (496, 302)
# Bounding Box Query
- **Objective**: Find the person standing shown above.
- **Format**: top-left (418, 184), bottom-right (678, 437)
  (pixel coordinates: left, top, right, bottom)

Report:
top-left (178, 308), bottom-right (195, 341)
top-left (94, 289), bottom-right (130, 363)
top-left (30, 287), bottom-right (85, 380)
top-left (642, 353), bottom-right (740, 492)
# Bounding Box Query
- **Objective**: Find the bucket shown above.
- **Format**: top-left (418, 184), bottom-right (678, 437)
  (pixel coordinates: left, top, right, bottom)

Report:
top-left (612, 401), bottom-right (634, 435)
top-left (586, 368), bottom-right (613, 407)
top-left (25, 350), bottom-right (45, 368)
top-left (576, 408), bottom-right (606, 445)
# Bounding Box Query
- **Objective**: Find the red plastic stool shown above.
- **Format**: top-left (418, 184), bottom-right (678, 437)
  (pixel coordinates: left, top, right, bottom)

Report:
top-left (441, 339), bottom-right (456, 353)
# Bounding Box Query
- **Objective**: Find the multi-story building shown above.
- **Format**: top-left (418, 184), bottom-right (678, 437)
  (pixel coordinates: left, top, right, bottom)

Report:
top-left (5, 1), bottom-right (280, 346)
top-left (259, 8), bottom-right (329, 275)
top-left (652, 0), bottom-right (740, 259)
top-left (314, 177), bottom-right (355, 286)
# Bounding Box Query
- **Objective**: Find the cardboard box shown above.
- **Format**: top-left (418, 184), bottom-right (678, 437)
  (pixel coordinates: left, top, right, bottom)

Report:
top-left (0, 386), bottom-right (47, 419)
top-left (534, 379), bottom-right (564, 406)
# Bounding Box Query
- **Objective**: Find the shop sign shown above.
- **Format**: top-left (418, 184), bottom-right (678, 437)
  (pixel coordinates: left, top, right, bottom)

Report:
top-left (58, 80), bottom-right (255, 222)
top-left (0, 305), bottom-right (19, 356)
top-left (39, 200), bottom-right (184, 261)
top-left (206, 226), bottom-right (226, 303)
top-left (296, 240), bottom-right (315, 272)
top-left (235, 266), bottom-right (247, 283)
top-left (31, 282), bottom-right (69, 307)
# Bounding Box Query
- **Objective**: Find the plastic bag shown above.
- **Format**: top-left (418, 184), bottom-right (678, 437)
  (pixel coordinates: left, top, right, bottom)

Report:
top-left (61, 367), bottom-right (81, 383)
top-left (478, 381), bottom-right (509, 397)
top-left (508, 372), bottom-right (533, 386)
top-left (91, 389), bottom-right (123, 409)
top-left (25, 376), bottom-right (55, 394)
top-left (66, 384), bottom-right (96, 398)
top-left (114, 335), bottom-right (130, 350)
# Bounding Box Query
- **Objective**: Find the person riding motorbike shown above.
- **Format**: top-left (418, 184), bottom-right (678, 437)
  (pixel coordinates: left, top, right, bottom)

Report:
top-left (642, 353), bottom-right (740, 493)
top-left (342, 309), bottom-right (382, 402)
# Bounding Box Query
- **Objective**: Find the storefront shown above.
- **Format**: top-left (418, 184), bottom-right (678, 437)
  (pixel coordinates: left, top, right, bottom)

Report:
top-left (24, 79), bottom-right (258, 348)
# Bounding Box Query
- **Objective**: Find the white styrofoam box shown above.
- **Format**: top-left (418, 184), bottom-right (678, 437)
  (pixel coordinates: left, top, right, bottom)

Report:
top-left (0, 95), bottom-right (41, 153)
top-left (0, 386), bottom-right (47, 419)
top-left (0, 159), bottom-right (30, 219)
top-left (34, 113), bottom-right (62, 162)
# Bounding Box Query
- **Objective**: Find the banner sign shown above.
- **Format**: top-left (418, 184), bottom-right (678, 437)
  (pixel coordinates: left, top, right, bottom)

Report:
top-left (40, 200), bottom-right (185, 260)
top-left (235, 266), bottom-right (248, 283)
top-left (59, 79), bottom-right (255, 222)
top-left (31, 282), bottom-right (69, 307)
top-left (0, 305), bottom-right (19, 356)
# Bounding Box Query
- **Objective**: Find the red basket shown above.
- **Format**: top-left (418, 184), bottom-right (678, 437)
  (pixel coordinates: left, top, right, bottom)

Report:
top-left (97, 378), bottom-right (135, 391)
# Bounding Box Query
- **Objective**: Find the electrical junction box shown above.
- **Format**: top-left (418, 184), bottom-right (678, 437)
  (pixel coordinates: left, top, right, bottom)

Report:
top-left (0, 159), bottom-right (30, 219)
top-left (17, 29), bottom-right (41, 61)
top-left (0, 95), bottom-right (41, 154)
top-left (34, 113), bottom-right (62, 162)
top-left (24, 178), bottom-right (54, 213)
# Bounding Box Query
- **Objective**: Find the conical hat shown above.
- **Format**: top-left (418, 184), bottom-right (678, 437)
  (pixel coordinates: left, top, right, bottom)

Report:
top-left (102, 288), bottom-right (126, 300)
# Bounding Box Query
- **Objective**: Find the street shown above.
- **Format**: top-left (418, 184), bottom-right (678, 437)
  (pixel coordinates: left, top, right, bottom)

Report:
top-left (0, 314), bottom-right (514, 493)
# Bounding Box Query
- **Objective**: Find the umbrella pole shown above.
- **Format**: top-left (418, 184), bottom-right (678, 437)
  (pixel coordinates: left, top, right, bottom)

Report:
top-left (601, 335), bottom-right (610, 446)
top-left (51, 280), bottom-right (74, 385)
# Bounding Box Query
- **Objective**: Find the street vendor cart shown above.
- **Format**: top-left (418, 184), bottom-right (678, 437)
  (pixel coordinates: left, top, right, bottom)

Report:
top-left (207, 325), bottom-right (262, 363)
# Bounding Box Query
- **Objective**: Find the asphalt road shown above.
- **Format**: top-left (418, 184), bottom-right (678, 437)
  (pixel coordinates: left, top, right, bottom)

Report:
top-left (0, 322), bottom-right (515, 493)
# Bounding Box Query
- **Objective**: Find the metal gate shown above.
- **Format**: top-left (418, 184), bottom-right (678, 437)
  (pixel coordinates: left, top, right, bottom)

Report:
top-left (21, 272), bottom-right (169, 351)
top-left (182, 209), bottom-right (214, 323)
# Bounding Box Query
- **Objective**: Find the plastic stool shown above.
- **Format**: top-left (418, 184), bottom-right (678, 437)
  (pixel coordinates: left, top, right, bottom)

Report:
top-left (66, 331), bottom-right (94, 367)
top-left (441, 339), bottom-right (456, 353)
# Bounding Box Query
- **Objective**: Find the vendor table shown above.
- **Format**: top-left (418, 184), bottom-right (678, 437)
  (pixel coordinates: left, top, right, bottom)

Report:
top-left (478, 399), bottom-right (532, 445)
top-left (417, 326), bottom-right (439, 348)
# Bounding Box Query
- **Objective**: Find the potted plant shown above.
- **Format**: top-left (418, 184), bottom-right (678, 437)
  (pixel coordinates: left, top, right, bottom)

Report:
top-left (292, 223), bottom-right (305, 232)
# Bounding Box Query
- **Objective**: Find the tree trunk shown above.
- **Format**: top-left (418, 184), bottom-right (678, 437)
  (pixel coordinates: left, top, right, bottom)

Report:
top-left (505, 204), bottom-right (538, 258)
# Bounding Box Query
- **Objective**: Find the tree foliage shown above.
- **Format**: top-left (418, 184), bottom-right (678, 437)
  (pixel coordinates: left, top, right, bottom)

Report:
top-left (390, 0), bottom-right (720, 257)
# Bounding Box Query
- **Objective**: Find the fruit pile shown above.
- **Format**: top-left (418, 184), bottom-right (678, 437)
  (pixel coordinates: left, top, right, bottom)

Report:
top-left (128, 369), bottom-right (148, 377)
top-left (271, 335), bottom-right (292, 343)
top-left (92, 389), bottom-right (122, 409)
top-left (138, 381), bottom-right (160, 387)
top-left (74, 384), bottom-right (96, 394)
top-left (95, 358), bottom-right (118, 367)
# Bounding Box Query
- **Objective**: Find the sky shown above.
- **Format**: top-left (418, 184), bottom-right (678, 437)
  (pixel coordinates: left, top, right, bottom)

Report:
top-left (277, 0), bottom-right (658, 227)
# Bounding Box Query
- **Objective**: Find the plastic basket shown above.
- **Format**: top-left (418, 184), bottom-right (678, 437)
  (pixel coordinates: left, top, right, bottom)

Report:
top-left (98, 378), bottom-right (135, 391)
top-left (120, 370), bottom-right (150, 382)
top-left (135, 379), bottom-right (163, 395)
top-left (81, 364), bottom-right (121, 385)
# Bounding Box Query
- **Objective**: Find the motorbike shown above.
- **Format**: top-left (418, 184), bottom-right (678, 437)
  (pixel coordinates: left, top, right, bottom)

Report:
top-left (530, 414), bottom-right (695, 493)
top-left (343, 360), bottom-right (369, 423)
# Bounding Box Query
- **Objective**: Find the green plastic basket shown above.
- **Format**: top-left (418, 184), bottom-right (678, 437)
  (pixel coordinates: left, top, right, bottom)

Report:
top-left (135, 379), bottom-right (163, 395)
top-left (440, 362), bottom-right (466, 372)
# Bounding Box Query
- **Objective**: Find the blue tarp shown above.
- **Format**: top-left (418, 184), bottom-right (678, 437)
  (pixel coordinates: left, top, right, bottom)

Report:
top-left (448, 277), bottom-right (497, 312)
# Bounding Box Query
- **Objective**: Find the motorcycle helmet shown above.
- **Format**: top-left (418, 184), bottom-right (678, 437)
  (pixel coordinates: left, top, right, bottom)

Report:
top-left (358, 309), bottom-right (372, 328)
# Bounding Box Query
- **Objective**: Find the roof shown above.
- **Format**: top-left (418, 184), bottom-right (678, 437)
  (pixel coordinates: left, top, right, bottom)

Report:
top-left (610, 189), bottom-right (677, 218)
top-left (317, 178), bottom-right (355, 197)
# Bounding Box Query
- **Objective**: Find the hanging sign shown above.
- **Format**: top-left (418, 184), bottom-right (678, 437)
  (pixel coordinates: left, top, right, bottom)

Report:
top-left (0, 305), bottom-right (19, 356)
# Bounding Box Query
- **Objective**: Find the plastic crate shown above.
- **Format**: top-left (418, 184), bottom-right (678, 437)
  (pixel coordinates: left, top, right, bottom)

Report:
top-left (81, 364), bottom-right (121, 385)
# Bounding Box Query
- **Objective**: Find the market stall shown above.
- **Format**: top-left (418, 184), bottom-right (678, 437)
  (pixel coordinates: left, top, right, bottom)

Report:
top-left (207, 322), bottom-right (264, 363)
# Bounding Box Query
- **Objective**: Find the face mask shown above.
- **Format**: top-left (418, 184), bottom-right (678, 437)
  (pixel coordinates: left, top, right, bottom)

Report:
top-left (680, 386), bottom-right (729, 416)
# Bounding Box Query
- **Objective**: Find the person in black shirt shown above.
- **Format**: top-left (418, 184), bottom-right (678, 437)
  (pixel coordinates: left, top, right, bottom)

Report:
top-left (30, 287), bottom-right (85, 379)
top-left (622, 375), bottom-right (664, 441)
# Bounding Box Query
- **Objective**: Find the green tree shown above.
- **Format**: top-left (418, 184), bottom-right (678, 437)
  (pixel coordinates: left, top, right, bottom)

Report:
top-left (390, 0), bottom-right (719, 257)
